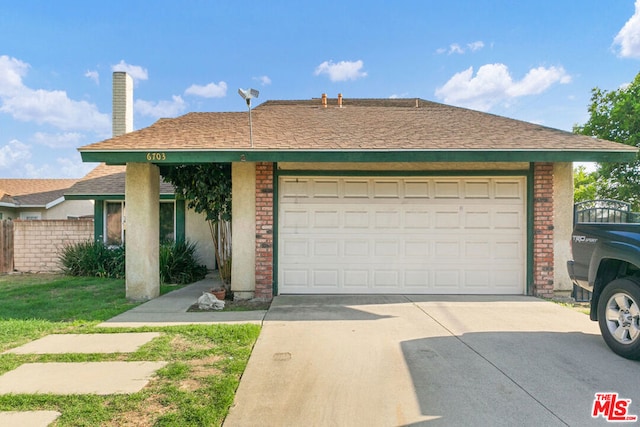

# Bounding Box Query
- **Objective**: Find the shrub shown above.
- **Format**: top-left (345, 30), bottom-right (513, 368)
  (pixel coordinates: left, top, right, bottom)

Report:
top-left (60, 240), bottom-right (207, 285)
top-left (159, 240), bottom-right (208, 285)
top-left (60, 240), bottom-right (125, 279)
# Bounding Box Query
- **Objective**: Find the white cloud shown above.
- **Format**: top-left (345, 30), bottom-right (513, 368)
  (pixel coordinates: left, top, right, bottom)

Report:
top-left (507, 66), bottom-right (572, 97)
top-left (111, 60), bottom-right (149, 84)
top-left (436, 41), bottom-right (485, 55)
top-left (435, 63), bottom-right (571, 111)
top-left (449, 43), bottom-right (464, 54)
top-left (1, 88), bottom-right (110, 131)
top-left (389, 92), bottom-right (409, 99)
top-left (0, 139), bottom-right (31, 169)
top-left (184, 81), bottom-right (227, 98)
top-left (613, 0), bottom-right (640, 58)
top-left (135, 95), bottom-right (186, 118)
top-left (85, 70), bottom-right (99, 85)
top-left (32, 132), bottom-right (84, 148)
top-left (18, 156), bottom-right (93, 178)
top-left (467, 41), bottom-right (485, 52)
top-left (314, 60), bottom-right (367, 82)
top-left (0, 55), bottom-right (28, 97)
top-left (0, 55), bottom-right (110, 132)
top-left (253, 75), bottom-right (272, 86)
top-left (55, 157), bottom-right (96, 178)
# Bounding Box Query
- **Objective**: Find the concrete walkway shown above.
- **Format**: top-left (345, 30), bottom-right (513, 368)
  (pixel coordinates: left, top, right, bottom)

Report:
top-left (100, 276), bottom-right (267, 327)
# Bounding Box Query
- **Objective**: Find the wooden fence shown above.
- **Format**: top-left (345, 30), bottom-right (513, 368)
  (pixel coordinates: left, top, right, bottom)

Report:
top-left (0, 220), bottom-right (14, 273)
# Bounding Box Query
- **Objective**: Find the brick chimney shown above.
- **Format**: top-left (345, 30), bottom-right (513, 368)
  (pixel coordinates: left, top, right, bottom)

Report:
top-left (112, 72), bottom-right (133, 137)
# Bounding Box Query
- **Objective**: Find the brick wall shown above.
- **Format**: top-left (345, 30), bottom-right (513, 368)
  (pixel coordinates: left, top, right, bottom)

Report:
top-left (533, 163), bottom-right (554, 298)
top-left (13, 219), bottom-right (94, 272)
top-left (255, 162), bottom-right (274, 299)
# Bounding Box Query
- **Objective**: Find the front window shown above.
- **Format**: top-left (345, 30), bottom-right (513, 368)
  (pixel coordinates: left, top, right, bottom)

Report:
top-left (104, 201), bottom-right (176, 245)
top-left (159, 202), bottom-right (175, 242)
top-left (105, 202), bottom-right (124, 246)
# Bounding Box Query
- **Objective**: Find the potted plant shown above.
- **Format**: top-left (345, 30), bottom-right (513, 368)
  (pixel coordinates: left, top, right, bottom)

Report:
top-left (210, 288), bottom-right (226, 300)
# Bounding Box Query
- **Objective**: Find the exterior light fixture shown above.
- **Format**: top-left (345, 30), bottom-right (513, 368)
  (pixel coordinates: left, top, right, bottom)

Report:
top-left (238, 88), bottom-right (259, 149)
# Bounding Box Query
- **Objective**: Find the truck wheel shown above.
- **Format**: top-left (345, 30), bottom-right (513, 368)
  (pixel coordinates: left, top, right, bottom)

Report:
top-left (597, 278), bottom-right (640, 360)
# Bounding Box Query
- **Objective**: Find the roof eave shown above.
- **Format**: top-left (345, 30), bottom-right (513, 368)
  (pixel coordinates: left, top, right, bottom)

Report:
top-left (79, 149), bottom-right (638, 165)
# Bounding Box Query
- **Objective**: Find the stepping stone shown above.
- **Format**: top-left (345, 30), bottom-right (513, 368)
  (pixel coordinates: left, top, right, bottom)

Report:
top-left (0, 361), bottom-right (167, 395)
top-left (0, 410), bottom-right (61, 426)
top-left (3, 332), bottom-right (160, 354)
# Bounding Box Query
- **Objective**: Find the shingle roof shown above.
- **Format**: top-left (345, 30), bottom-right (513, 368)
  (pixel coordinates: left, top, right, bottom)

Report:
top-left (65, 163), bottom-right (175, 197)
top-left (79, 98), bottom-right (636, 155)
top-left (0, 179), bottom-right (78, 207)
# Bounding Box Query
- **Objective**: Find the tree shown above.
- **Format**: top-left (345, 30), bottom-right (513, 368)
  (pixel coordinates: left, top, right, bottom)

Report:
top-left (573, 165), bottom-right (598, 203)
top-left (161, 164), bottom-right (232, 287)
top-left (573, 72), bottom-right (640, 209)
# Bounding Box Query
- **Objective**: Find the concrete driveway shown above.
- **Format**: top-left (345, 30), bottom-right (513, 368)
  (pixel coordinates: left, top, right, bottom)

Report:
top-left (224, 295), bottom-right (640, 427)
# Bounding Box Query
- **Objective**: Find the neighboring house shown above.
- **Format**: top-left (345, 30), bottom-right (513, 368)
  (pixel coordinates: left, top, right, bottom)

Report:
top-left (0, 179), bottom-right (93, 220)
top-left (64, 163), bottom-right (215, 269)
top-left (78, 77), bottom-right (638, 301)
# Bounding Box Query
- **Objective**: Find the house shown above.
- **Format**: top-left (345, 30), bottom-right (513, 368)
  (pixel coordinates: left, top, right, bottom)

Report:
top-left (77, 76), bottom-right (638, 301)
top-left (64, 163), bottom-right (215, 269)
top-left (0, 179), bottom-right (92, 220)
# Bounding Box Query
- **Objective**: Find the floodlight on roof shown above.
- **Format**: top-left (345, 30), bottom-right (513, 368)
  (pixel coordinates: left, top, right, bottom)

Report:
top-left (238, 88), bottom-right (260, 148)
top-left (238, 88), bottom-right (259, 106)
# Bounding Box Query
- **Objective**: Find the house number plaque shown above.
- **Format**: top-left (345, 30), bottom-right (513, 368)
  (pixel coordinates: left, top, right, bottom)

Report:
top-left (146, 152), bottom-right (167, 161)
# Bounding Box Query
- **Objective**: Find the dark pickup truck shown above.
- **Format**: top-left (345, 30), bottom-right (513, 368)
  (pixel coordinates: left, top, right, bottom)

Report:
top-left (567, 200), bottom-right (640, 360)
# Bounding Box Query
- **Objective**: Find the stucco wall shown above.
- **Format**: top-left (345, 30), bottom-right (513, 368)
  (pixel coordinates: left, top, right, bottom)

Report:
top-left (553, 162), bottom-right (574, 292)
top-left (45, 199), bottom-right (94, 219)
top-left (231, 162), bottom-right (257, 298)
top-left (0, 200), bottom-right (93, 221)
top-left (185, 209), bottom-right (216, 270)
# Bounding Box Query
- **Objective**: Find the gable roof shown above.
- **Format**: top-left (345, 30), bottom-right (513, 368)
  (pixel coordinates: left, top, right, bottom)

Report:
top-left (65, 163), bottom-right (175, 199)
top-left (79, 98), bottom-right (638, 164)
top-left (0, 179), bottom-right (78, 208)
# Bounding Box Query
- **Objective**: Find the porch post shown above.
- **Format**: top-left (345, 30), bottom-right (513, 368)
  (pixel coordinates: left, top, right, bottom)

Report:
top-left (231, 162), bottom-right (256, 299)
top-left (125, 162), bottom-right (160, 301)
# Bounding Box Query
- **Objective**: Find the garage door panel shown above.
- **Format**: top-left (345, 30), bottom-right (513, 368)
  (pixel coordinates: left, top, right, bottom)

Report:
top-left (279, 177), bottom-right (525, 295)
top-left (434, 181), bottom-right (461, 198)
top-left (405, 181), bottom-right (430, 198)
top-left (313, 180), bottom-right (340, 198)
top-left (405, 270), bottom-right (430, 287)
top-left (373, 181), bottom-right (401, 198)
top-left (344, 270), bottom-right (369, 287)
top-left (313, 210), bottom-right (340, 228)
top-left (281, 210), bottom-right (308, 228)
top-left (494, 210), bottom-right (521, 228)
top-left (344, 180), bottom-right (369, 197)
top-left (404, 241), bottom-right (429, 257)
top-left (282, 239), bottom-right (309, 257)
top-left (464, 211), bottom-right (491, 228)
top-left (344, 211), bottom-right (370, 228)
top-left (404, 210), bottom-right (430, 228)
top-left (344, 240), bottom-right (370, 256)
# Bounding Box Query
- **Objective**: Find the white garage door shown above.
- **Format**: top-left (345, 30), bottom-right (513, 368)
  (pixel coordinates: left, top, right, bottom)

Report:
top-left (278, 176), bottom-right (526, 294)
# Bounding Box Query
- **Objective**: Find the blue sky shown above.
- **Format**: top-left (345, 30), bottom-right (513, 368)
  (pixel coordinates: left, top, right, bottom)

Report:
top-left (2, 1), bottom-right (640, 178)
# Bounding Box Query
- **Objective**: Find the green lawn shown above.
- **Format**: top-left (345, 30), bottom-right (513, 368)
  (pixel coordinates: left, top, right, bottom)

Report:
top-left (0, 274), bottom-right (260, 426)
